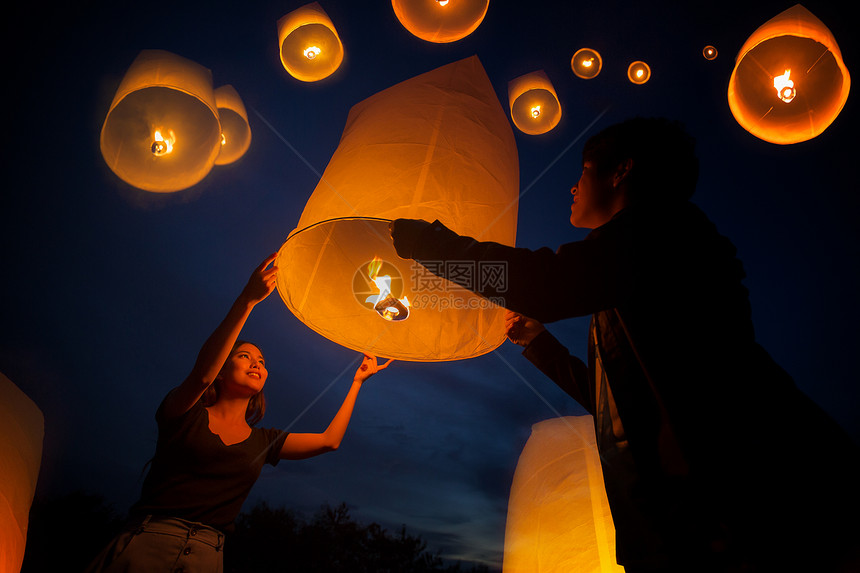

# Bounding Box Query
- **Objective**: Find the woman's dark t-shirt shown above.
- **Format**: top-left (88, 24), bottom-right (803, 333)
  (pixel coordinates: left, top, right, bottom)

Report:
top-left (130, 395), bottom-right (287, 532)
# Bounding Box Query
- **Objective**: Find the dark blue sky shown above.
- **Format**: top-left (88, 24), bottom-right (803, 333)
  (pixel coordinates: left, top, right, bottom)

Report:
top-left (3, 1), bottom-right (857, 569)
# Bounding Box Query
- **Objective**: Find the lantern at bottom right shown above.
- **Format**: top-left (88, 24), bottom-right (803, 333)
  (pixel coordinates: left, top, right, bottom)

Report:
top-left (503, 416), bottom-right (623, 573)
top-left (727, 3), bottom-right (850, 144)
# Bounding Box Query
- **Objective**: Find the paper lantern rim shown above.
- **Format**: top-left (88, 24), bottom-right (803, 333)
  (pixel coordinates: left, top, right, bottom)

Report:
top-left (100, 86), bottom-right (222, 193)
top-left (286, 215), bottom-right (392, 240)
top-left (391, 0), bottom-right (490, 43)
top-left (277, 216), bottom-right (506, 362)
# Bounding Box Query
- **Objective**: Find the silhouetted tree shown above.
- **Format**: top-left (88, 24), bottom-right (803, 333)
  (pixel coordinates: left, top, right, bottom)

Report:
top-left (226, 501), bottom-right (493, 573)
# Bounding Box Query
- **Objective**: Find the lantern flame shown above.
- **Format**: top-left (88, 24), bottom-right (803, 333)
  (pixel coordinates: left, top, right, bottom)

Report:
top-left (436, 0), bottom-right (450, 5)
top-left (151, 129), bottom-right (175, 156)
top-left (304, 46), bottom-right (321, 60)
top-left (774, 69), bottom-right (796, 103)
top-left (581, 58), bottom-right (594, 68)
top-left (531, 105), bottom-right (541, 118)
top-left (365, 256), bottom-right (410, 321)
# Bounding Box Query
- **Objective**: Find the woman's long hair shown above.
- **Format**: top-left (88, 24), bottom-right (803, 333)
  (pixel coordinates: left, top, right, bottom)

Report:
top-left (201, 339), bottom-right (267, 426)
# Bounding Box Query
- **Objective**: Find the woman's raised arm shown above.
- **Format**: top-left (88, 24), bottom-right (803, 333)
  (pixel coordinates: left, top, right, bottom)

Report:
top-left (161, 254), bottom-right (278, 419)
top-left (280, 354), bottom-right (392, 460)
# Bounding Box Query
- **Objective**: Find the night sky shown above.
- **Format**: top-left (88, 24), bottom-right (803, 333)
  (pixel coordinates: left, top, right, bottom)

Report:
top-left (3, 1), bottom-right (858, 569)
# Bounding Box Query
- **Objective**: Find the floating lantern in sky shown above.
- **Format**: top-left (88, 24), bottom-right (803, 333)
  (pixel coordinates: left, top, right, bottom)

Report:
top-left (275, 56), bottom-right (518, 361)
top-left (100, 50), bottom-right (222, 193)
top-left (1, 372), bottom-right (44, 573)
top-left (508, 70), bottom-right (562, 135)
top-left (391, 0), bottom-right (490, 43)
top-left (571, 48), bottom-right (603, 79)
top-left (627, 60), bottom-right (651, 84)
top-left (214, 85), bottom-right (252, 165)
top-left (727, 4), bottom-right (850, 144)
top-left (703, 45), bottom-right (718, 60)
top-left (278, 2), bottom-right (344, 82)
top-left (504, 416), bottom-right (623, 573)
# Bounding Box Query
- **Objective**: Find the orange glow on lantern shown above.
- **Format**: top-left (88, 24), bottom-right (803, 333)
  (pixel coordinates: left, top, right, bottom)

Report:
top-left (391, 0), bottom-right (489, 43)
top-left (508, 70), bottom-right (562, 135)
top-left (151, 129), bottom-right (175, 156)
top-left (571, 48), bottom-right (603, 79)
top-left (703, 45), bottom-right (718, 60)
top-left (276, 57), bottom-right (518, 361)
top-left (1, 372), bottom-right (44, 573)
top-left (727, 4), bottom-right (851, 144)
top-left (773, 69), bottom-right (797, 103)
top-left (504, 417), bottom-right (624, 573)
top-left (365, 256), bottom-right (411, 322)
top-left (627, 60), bottom-right (651, 84)
top-left (214, 85), bottom-right (251, 165)
top-left (277, 2), bottom-right (344, 82)
top-left (100, 50), bottom-right (222, 193)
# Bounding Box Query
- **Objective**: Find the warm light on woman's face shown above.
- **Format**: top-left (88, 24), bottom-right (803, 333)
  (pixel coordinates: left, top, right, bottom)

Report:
top-left (221, 343), bottom-right (268, 393)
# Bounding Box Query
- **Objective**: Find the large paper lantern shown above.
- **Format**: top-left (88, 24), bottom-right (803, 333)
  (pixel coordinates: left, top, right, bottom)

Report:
top-left (0, 373), bottom-right (44, 573)
top-left (100, 50), bottom-right (222, 193)
top-left (504, 416), bottom-right (623, 573)
top-left (275, 56), bottom-right (518, 362)
top-left (277, 2), bottom-right (344, 82)
top-left (727, 4), bottom-right (851, 144)
top-left (392, 0), bottom-right (489, 43)
top-left (214, 85), bottom-right (252, 165)
top-left (508, 70), bottom-right (562, 135)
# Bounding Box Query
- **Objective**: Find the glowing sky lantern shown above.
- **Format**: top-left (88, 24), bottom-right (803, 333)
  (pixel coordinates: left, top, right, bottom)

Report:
top-left (214, 85), bottom-right (252, 165)
top-left (727, 4), bottom-right (850, 145)
top-left (571, 48), bottom-right (603, 79)
top-left (627, 60), bottom-right (651, 84)
top-left (100, 50), bottom-right (222, 193)
top-left (278, 2), bottom-right (344, 82)
top-left (275, 56), bottom-right (518, 361)
top-left (504, 416), bottom-right (624, 573)
top-left (508, 70), bottom-right (562, 135)
top-left (0, 372), bottom-right (44, 573)
top-left (391, 0), bottom-right (490, 43)
top-left (703, 45), bottom-right (718, 60)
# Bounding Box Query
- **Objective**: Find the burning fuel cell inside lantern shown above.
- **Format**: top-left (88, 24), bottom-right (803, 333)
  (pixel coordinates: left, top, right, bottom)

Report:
top-left (362, 257), bottom-right (411, 322)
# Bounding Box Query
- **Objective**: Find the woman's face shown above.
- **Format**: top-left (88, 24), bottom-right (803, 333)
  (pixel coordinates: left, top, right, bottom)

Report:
top-left (220, 343), bottom-right (268, 395)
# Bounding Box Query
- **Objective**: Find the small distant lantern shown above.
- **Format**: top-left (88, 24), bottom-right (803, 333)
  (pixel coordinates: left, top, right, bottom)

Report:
top-left (278, 2), bottom-right (344, 82)
top-left (214, 85), bottom-right (251, 165)
top-left (703, 45), bottom-right (718, 60)
top-left (100, 50), bottom-right (222, 193)
top-left (571, 48), bottom-right (603, 79)
top-left (276, 56), bottom-right (518, 361)
top-left (503, 416), bottom-right (624, 573)
top-left (0, 372), bottom-right (44, 573)
top-left (391, 0), bottom-right (490, 43)
top-left (727, 4), bottom-right (851, 144)
top-left (627, 60), bottom-right (651, 84)
top-left (508, 70), bottom-right (562, 135)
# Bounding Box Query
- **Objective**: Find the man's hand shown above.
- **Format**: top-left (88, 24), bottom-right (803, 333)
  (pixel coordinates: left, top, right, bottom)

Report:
top-left (505, 310), bottom-right (546, 347)
top-left (389, 219), bottom-right (432, 259)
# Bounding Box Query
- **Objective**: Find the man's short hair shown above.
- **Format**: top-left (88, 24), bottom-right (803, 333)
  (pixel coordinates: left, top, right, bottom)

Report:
top-left (583, 117), bottom-right (699, 202)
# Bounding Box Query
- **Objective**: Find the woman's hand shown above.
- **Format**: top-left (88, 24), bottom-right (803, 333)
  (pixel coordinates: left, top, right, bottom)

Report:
top-left (354, 353), bottom-right (393, 383)
top-left (241, 253), bottom-right (279, 306)
top-left (505, 310), bottom-right (546, 347)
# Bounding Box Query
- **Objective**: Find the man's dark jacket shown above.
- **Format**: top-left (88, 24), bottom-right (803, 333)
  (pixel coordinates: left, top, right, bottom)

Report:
top-left (393, 200), bottom-right (860, 570)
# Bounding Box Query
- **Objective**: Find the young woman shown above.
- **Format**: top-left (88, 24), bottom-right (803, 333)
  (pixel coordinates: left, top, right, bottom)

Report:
top-left (87, 253), bottom-right (391, 572)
